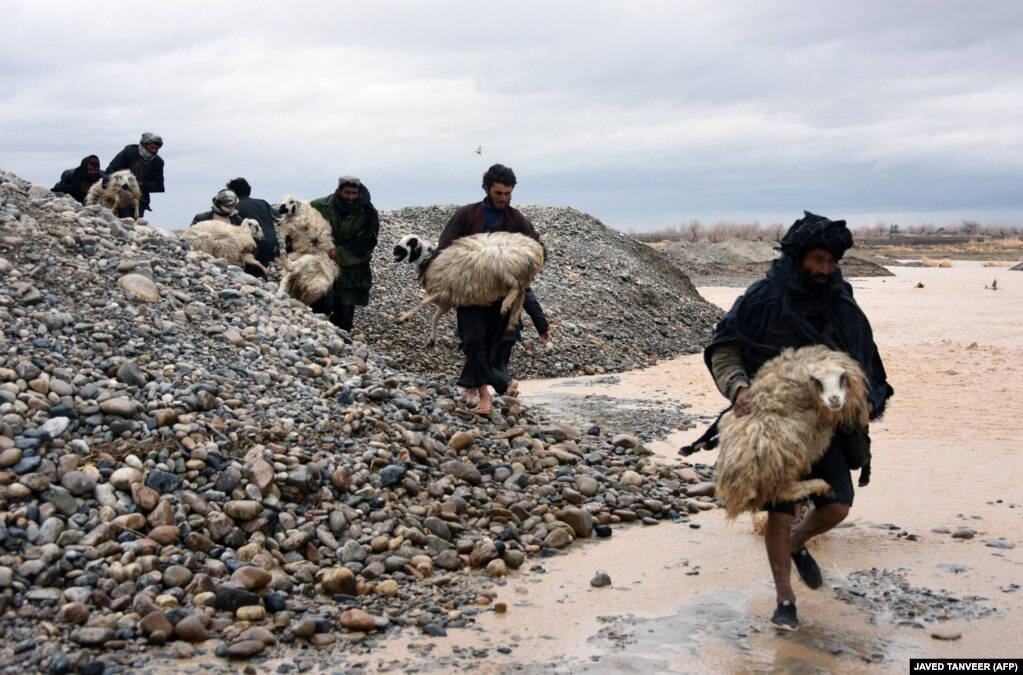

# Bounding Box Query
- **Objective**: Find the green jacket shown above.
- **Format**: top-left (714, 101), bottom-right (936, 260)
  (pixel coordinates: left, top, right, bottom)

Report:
top-left (309, 194), bottom-right (379, 306)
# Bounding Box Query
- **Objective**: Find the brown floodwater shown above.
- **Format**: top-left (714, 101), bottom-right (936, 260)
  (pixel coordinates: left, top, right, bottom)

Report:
top-left (369, 261), bottom-right (1023, 673)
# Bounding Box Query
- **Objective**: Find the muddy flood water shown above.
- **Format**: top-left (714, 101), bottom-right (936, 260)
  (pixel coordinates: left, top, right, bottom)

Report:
top-left (345, 261), bottom-right (1022, 674)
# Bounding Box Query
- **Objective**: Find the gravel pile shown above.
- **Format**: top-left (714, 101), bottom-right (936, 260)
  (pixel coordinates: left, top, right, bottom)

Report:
top-left (0, 170), bottom-right (719, 673)
top-left (659, 240), bottom-right (894, 285)
top-left (362, 206), bottom-right (723, 380)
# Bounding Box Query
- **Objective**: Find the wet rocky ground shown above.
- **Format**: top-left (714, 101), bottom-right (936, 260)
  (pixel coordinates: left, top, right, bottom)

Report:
top-left (0, 170), bottom-right (724, 674)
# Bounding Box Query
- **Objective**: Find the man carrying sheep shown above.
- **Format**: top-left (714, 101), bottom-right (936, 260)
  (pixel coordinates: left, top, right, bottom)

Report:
top-left (436, 163), bottom-right (542, 416)
top-left (703, 211), bottom-right (893, 632)
top-left (309, 176), bottom-right (380, 332)
top-left (106, 132), bottom-right (165, 216)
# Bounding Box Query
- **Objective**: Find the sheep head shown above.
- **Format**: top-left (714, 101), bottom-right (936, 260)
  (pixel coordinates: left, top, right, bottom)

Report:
top-left (276, 195), bottom-right (303, 217)
top-left (240, 218), bottom-right (263, 242)
top-left (800, 347), bottom-right (870, 429)
top-left (393, 234), bottom-right (435, 269)
top-left (107, 170), bottom-right (141, 197)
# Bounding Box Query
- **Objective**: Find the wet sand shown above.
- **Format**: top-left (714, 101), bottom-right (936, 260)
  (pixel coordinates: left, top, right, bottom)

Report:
top-left (338, 261), bottom-right (1023, 673)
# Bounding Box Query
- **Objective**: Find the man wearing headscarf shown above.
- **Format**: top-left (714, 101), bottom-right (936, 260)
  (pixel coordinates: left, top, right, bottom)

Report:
top-left (309, 176), bottom-right (380, 332)
top-left (52, 155), bottom-right (104, 203)
top-left (703, 211), bottom-right (893, 632)
top-left (190, 189), bottom-right (243, 226)
top-left (106, 132), bottom-right (165, 215)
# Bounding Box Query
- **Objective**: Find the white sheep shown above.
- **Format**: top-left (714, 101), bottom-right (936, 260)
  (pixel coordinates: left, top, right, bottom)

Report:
top-left (181, 218), bottom-right (269, 275)
top-left (714, 345), bottom-right (870, 519)
top-left (275, 195), bottom-right (333, 256)
top-left (273, 195), bottom-right (338, 305)
top-left (85, 169), bottom-right (142, 219)
top-left (393, 231), bottom-right (545, 347)
top-left (279, 253), bottom-right (340, 305)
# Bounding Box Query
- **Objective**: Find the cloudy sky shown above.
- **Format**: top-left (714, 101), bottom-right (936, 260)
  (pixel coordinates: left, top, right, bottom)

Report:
top-left (2, 1), bottom-right (1021, 233)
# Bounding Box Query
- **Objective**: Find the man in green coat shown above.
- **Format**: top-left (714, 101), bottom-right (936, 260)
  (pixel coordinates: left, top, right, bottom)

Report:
top-left (309, 176), bottom-right (380, 332)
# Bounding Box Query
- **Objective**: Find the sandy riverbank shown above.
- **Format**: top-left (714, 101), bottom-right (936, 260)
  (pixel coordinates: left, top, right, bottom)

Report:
top-left (357, 260), bottom-right (1022, 673)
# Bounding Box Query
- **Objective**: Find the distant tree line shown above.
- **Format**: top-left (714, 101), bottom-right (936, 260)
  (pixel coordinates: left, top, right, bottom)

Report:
top-left (629, 219), bottom-right (1021, 243)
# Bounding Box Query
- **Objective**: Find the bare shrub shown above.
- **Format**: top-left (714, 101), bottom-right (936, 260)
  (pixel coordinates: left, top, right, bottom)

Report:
top-left (920, 256), bottom-right (952, 268)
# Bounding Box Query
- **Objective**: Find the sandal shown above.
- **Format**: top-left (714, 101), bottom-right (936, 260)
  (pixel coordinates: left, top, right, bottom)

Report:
top-left (473, 402), bottom-right (493, 415)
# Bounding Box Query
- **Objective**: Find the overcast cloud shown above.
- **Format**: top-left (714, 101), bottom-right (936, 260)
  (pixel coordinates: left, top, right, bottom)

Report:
top-left (2, 1), bottom-right (1021, 233)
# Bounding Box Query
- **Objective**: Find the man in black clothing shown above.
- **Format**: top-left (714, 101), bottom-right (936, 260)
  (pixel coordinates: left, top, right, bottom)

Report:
top-left (106, 132), bottom-right (164, 215)
top-left (704, 211), bottom-right (893, 632)
top-left (226, 177), bottom-right (279, 270)
top-left (52, 155), bottom-right (103, 203)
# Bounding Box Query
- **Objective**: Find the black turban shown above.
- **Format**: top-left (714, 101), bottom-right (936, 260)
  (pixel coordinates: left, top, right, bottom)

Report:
top-left (779, 211), bottom-right (854, 261)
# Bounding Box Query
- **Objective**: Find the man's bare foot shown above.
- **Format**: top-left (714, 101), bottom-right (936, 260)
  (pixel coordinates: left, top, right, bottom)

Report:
top-left (506, 379), bottom-right (519, 396)
top-left (462, 387), bottom-right (479, 406)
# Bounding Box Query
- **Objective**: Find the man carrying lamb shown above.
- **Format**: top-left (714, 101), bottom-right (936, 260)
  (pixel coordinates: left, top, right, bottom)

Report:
top-left (436, 163), bottom-right (542, 416)
top-left (703, 211), bottom-right (893, 632)
top-left (310, 176), bottom-right (380, 332)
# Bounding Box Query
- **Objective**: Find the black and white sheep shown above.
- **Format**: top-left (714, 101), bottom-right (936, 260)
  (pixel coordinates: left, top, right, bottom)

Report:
top-left (393, 231), bottom-right (545, 347)
top-left (714, 344), bottom-right (870, 519)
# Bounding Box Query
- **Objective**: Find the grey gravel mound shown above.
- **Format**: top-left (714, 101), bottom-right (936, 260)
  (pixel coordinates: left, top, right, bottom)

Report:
top-left (659, 240), bottom-right (893, 285)
top-left (364, 206), bottom-right (723, 380)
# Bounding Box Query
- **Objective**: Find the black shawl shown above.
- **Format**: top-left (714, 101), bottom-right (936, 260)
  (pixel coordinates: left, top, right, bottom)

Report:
top-left (332, 184), bottom-right (379, 258)
top-left (705, 255), bottom-right (893, 418)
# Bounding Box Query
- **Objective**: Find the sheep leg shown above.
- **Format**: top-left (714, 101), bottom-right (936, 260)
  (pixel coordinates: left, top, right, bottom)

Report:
top-left (398, 297), bottom-right (432, 324)
top-left (426, 306), bottom-right (448, 347)
top-left (242, 255), bottom-right (270, 276)
top-left (776, 479), bottom-right (831, 504)
top-left (499, 287), bottom-right (525, 334)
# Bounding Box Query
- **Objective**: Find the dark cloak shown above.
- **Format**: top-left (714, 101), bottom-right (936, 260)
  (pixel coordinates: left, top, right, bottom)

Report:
top-left (331, 184), bottom-right (379, 258)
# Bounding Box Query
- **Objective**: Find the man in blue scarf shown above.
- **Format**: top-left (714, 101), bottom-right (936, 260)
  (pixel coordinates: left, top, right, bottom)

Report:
top-left (436, 164), bottom-right (542, 415)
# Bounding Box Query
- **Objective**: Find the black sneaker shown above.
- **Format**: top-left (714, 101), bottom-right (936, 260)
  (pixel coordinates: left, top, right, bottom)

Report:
top-left (771, 600), bottom-right (798, 631)
top-left (791, 547), bottom-right (823, 589)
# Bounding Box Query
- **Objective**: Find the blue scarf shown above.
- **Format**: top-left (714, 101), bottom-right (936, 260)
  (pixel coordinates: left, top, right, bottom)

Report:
top-left (482, 197), bottom-right (505, 231)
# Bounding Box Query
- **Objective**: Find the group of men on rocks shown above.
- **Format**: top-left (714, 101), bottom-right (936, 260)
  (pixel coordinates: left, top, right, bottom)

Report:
top-left (54, 139), bottom-right (549, 415)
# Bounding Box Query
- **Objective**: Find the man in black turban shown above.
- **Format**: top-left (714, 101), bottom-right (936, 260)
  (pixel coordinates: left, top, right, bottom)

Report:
top-left (701, 210), bottom-right (893, 632)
